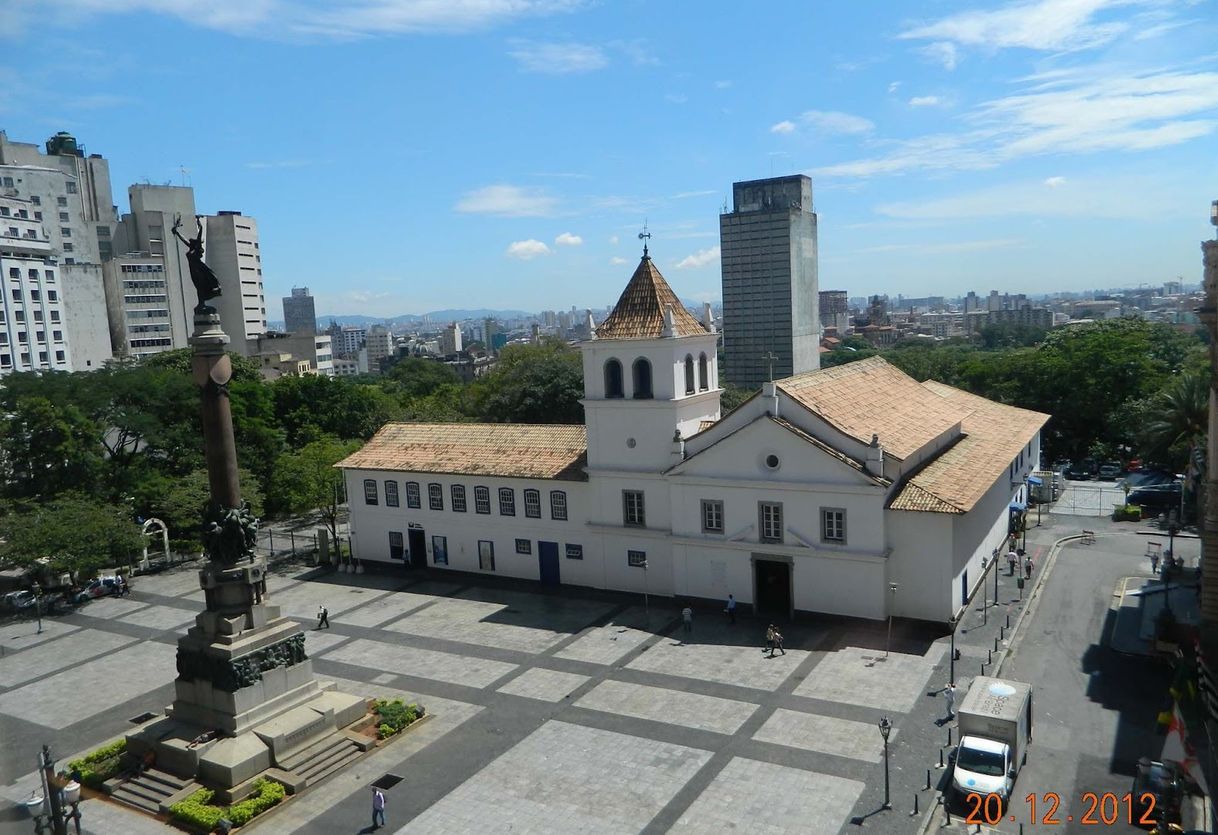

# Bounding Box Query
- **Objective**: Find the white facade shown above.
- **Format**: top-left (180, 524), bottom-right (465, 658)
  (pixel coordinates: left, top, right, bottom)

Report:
top-left (0, 195), bottom-right (72, 374)
top-left (342, 258), bottom-right (1045, 625)
top-left (205, 211), bottom-right (267, 348)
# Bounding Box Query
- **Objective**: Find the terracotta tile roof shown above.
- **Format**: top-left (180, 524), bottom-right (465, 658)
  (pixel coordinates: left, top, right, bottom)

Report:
top-left (889, 382), bottom-right (1050, 514)
top-left (697, 419), bottom-right (717, 433)
top-left (336, 423), bottom-right (588, 481)
top-left (778, 356), bottom-right (966, 460)
top-left (595, 255), bottom-right (709, 340)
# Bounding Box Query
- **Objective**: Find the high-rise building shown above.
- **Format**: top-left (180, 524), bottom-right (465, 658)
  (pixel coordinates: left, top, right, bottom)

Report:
top-left (366, 325), bottom-right (392, 372)
top-left (283, 287), bottom-right (316, 334)
top-left (439, 322), bottom-right (462, 355)
top-left (116, 184), bottom-right (198, 350)
top-left (204, 211), bottom-right (267, 347)
top-left (0, 194), bottom-right (72, 373)
top-left (719, 175), bottom-right (819, 389)
top-left (0, 130), bottom-right (117, 370)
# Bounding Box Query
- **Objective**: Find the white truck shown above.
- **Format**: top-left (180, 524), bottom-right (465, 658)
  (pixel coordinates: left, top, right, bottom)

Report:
top-left (951, 676), bottom-right (1033, 805)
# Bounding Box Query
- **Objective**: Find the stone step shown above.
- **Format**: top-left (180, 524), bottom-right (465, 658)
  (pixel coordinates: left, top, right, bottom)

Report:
top-left (111, 786), bottom-right (163, 815)
top-left (277, 733), bottom-right (350, 772)
top-left (297, 739), bottom-right (361, 781)
top-left (299, 746), bottom-right (362, 787)
top-left (117, 778), bottom-right (173, 804)
top-left (140, 768), bottom-right (191, 793)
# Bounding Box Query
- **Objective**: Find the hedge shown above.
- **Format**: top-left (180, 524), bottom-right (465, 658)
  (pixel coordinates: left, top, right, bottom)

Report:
top-left (374, 699), bottom-right (425, 739)
top-left (169, 779), bottom-right (286, 832)
top-left (66, 738), bottom-right (127, 789)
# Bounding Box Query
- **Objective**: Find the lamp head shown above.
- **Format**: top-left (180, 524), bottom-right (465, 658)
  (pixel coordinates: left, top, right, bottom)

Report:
top-left (878, 716), bottom-right (892, 740)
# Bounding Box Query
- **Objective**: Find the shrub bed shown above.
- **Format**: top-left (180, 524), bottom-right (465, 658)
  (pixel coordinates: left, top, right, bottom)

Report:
top-left (66, 738), bottom-right (127, 789)
top-left (374, 698), bottom-right (425, 739)
top-left (169, 779), bottom-right (286, 832)
top-left (1112, 504), bottom-right (1142, 522)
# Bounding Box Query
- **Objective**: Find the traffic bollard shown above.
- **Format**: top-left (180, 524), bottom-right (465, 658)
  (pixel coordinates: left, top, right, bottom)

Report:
top-left (912, 794), bottom-right (918, 816)
top-left (994, 636), bottom-right (999, 652)
top-left (938, 747), bottom-right (944, 768)
top-left (1006, 613), bottom-right (1011, 628)
top-left (925, 769), bottom-right (932, 790)
top-left (987, 649), bottom-right (992, 664)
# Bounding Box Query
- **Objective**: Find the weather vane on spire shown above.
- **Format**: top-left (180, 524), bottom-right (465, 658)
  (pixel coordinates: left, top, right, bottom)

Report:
top-left (638, 221), bottom-right (651, 258)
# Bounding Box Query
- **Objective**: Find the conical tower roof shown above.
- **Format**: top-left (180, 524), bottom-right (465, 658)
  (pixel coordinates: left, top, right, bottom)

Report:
top-left (595, 254), bottom-right (708, 340)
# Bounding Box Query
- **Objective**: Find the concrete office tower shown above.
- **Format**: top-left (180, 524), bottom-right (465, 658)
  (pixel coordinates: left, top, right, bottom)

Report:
top-left (282, 287), bottom-right (316, 334)
top-left (0, 131), bottom-right (118, 369)
top-left (204, 211), bottom-right (267, 349)
top-left (102, 255), bottom-right (174, 358)
top-left (116, 184), bottom-right (199, 349)
top-left (439, 322), bottom-right (462, 355)
top-left (719, 175), bottom-right (819, 389)
top-left (365, 325), bottom-right (392, 373)
top-left (0, 195), bottom-right (72, 374)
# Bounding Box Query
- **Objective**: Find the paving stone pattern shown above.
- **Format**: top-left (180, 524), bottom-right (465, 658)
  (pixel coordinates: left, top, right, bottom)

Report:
top-left (497, 667), bottom-right (590, 702)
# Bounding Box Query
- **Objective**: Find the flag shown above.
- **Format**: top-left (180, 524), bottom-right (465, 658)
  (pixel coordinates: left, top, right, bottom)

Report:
top-left (1162, 704), bottom-right (1211, 797)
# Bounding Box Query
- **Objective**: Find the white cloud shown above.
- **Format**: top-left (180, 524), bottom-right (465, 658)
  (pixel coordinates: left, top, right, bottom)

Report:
top-left (508, 40), bottom-right (607, 74)
top-left (815, 67), bottom-right (1218, 178)
top-left (9, 0), bottom-right (582, 39)
top-left (855, 239), bottom-right (1022, 255)
top-left (554, 231), bottom-right (582, 246)
top-left (801, 109), bottom-right (875, 134)
top-left (675, 245), bottom-right (721, 269)
top-left (608, 235), bottom-right (620, 245)
top-left (665, 93), bottom-right (688, 104)
top-left (609, 38), bottom-right (658, 66)
top-left (609, 256), bottom-right (629, 265)
top-left (671, 189), bottom-right (716, 199)
top-left (909, 95), bottom-right (941, 107)
top-left (899, 0), bottom-right (1134, 53)
top-left (455, 184), bottom-right (557, 217)
top-left (888, 81), bottom-right (902, 94)
top-left (505, 239), bottom-right (551, 259)
top-left (714, 80), bottom-right (732, 89)
top-left (920, 42), bottom-right (958, 71)
top-left (1044, 176), bottom-right (1067, 187)
top-left (770, 120), bottom-right (796, 135)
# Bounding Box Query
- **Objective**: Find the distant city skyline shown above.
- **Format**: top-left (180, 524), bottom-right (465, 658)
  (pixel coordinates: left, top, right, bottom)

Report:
top-left (5, 1), bottom-right (1215, 315)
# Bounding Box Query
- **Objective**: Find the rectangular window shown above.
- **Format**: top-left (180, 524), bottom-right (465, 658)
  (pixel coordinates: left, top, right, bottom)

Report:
top-left (478, 540), bottom-right (495, 571)
top-left (54, 350), bottom-right (64, 363)
top-left (550, 490), bottom-right (568, 521)
top-left (11, 288), bottom-right (20, 300)
top-left (451, 484), bottom-right (467, 512)
top-left (59, 212), bottom-right (69, 223)
top-left (62, 243), bottom-right (72, 252)
top-left (60, 227), bottom-right (71, 237)
top-left (65, 181), bottom-right (77, 194)
top-left (759, 502), bottom-right (783, 543)
top-left (701, 500), bottom-right (724, 533)
top-left (432, 535), bottom-right (448, 565)
top-left (565, 544), bottom-right (583, 560)
top-left (405, 481), bottom-right (421, 509)
top-left (499, 487), bottom-right (515, 516)
top-left (628, 550), bottom-right (648, 567)
top-left (384, 480), bottom-right (399, 507)
top-left (515, 538), bottom-right (532, 555)
top-left (363, 479), bottom-right (378, 505)
top-left (821, 508), bottom-right (846, 543)
top-left (474, 486), bottom-right (491, 514)
top-left (623, 490), bottom-right (646, 527)
top-left (46, 290), bottom-right (56, 302)
top-left (57, 196), bottom-right (68, 207)
top-left (428, 483), bottom-right (443, 511)
top-left (388, 531), bottom-right (404, 559)
top-left (524, 488), bottom-right (541, 518)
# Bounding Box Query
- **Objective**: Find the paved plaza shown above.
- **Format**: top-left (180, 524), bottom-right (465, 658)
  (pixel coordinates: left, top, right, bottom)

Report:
top-left (0, 556), bottom-right (968, 834)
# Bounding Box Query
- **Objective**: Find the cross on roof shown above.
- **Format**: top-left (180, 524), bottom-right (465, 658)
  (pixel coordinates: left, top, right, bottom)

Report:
top-left (763, 351), bottom-right (778, 382)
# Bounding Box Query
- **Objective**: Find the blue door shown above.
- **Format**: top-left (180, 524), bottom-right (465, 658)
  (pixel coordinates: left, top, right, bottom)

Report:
top-left (538, 541), bottom-right (560, 586)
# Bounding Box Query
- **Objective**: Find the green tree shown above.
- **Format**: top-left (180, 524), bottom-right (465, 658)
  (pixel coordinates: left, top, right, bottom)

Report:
top-left (271, 375), bottom-right (400, 447)
top-left (1139, 369), bottom-right (1208, 470)
top-left (719, 384), bottom-right (754, 413)
top-left (0, 397), bottom-right (103, 500)
top-left (0, 495), bottom-right (143, 580)
top-left (381, 357), bottom-right (462, 400)
top-left (134, 468), bottom-right (265, 554)
top-left (141, 347), bottom-right (263, 384)
top-left (268, 437), bottom-right (360, 544)
top-left (470, 339), bottom-right (584, 423)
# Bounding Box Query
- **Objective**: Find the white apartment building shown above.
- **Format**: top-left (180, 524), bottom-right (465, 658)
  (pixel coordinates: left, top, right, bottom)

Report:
top-left (103, 255), bottom-right (174, 358)
top-left (205, 211), bottom-right (267, 347)
top-left (0, 195), bottom-right (72, 374)
top-left (342, 253), bottom-right (1048, 623)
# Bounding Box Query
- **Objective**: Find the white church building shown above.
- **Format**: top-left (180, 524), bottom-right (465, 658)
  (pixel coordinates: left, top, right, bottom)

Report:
top-left (339, 253), bottom-right (1048, 623)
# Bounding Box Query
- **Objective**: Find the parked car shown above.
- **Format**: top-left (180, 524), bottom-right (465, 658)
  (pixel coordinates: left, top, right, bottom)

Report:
top-left (1065, 460), bottom-right (1094, 480)
top-left (1098, 462), bottom-right (1123, 480)
top-left (2, 590), bottom-right (37, 610)
top-left (1132, 758), bottom-right (1184, 827)
top-left (1128, 485), bottom-right (1183, 511)
top-left (79, 576), bottom-right (121, 600)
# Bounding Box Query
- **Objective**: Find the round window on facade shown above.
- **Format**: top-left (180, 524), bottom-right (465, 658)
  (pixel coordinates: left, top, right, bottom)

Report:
top-left (627, 438), bottom-right (637, 448)
top-left (765, 454), bottom-right (780, 469)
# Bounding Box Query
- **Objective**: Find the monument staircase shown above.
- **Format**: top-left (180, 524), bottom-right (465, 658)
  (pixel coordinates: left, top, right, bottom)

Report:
top-left (108, 766), bottom-right (198, 815)
top-left (276, 731), bottom-right (365, 787)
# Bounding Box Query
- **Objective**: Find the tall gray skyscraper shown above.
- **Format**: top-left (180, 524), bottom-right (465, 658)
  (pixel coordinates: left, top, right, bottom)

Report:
top-left (719, 175), bottom-right (819, 390)
top-left (282, 287), bottom-right (316, 334)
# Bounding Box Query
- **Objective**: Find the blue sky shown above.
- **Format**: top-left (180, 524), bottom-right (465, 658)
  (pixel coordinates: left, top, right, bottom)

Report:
top-left (3, 0), bottom-right (1217, 316)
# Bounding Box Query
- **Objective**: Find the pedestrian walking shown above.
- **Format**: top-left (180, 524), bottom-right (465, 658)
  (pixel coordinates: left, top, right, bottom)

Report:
top-left (317, 605), bottom-right (330, 629)
top-left (371, 786), bottom-right (386, 829)
top-left (1024, 558), bottom-right (1034, 580)
top-left (681, 606), bottom-right (693, 635)
top-left (764, 624), bottom-right (776, 655)
top-left (944, 682), bottom-right (956, 718)
top-left (725, 594), bottom-right (737, 624)
top-left (1007, 549), bottom-right (1017, 576)
top-left (771, 627), bottom-right (786, 657)
top-left (1151, 553), bottom-right (1160, 574)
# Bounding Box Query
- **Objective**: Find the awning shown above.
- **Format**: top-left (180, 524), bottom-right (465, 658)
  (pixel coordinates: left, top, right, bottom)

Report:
top-left (1027, 475), bottom-right (1043, 485)
top-left (1010, 501), bottom-right (1028, 511)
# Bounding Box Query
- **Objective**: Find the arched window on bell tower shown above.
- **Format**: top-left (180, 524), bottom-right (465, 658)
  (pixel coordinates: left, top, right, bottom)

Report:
top-left (632, 358), bottom-right (653, 399)
top-left (604, 358), bottom-right (624, 398)
top-left (684, 355), bottom-right (695, 395)
top-left (698, 353), bottom-right (709, 391)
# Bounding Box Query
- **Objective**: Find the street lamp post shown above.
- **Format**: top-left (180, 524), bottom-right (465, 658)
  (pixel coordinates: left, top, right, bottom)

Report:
top-left (878, 716), bottom-right (893, 810)
top-left (948, 614), bottom-right (958, 685)
top-left (885, 583), bottom-right (898, 658)
top-left (32, 582), bottom-right (42, 635)
top-left (981, 557), bottom-right (989, 626)
top-left (994, 551), bottom-right (1001, 604)
top-left (642, 560), bottom-right (649, 616)
top-left (1166, 524), bottom-right (1178, 617)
